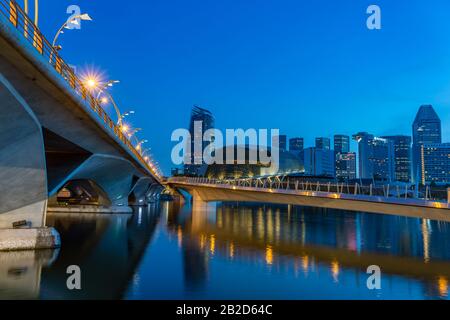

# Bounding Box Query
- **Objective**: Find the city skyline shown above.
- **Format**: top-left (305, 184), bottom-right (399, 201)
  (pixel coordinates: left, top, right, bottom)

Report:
top-left (180, 104), bottom-right (448, 184)
top-left (0, 0), bottom-right (449, 303)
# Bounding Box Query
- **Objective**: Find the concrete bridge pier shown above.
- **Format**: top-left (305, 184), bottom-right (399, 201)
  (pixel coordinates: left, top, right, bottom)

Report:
top-left (0, 74), bottom-right (60, 251)
top-left (191, 189), bottom-right (210, 213)
top-left (447, 188), bottom-right (450, 204)
top-left (129, 177), bottom-right (153, 206)
top-left (48, 154), bottom-right (138, 213)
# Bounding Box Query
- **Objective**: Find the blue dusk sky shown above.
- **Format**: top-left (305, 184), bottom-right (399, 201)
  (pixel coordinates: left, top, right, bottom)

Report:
top-left (33, 0), bottom-right (450, 174)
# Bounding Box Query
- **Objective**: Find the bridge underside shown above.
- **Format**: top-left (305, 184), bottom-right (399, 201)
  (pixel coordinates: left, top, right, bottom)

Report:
top-left (173, 184), bottom-right (450, 223)
top-left (0, 74), bottom-right (161, 222)
top-left (0, 42), bottom-right (162, 250)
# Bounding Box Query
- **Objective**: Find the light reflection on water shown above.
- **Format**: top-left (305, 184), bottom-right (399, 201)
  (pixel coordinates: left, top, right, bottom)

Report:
top-left (0, 201), bottom-right (449, 300)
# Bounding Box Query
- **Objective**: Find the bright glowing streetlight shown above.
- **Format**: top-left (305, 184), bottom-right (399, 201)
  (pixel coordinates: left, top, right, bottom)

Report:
top-left (121, 124), bottom-right (130, 133)
top-left (86, 78), bottom-right (98, 89)
top-left (100, 96), bottom-right (109, 104)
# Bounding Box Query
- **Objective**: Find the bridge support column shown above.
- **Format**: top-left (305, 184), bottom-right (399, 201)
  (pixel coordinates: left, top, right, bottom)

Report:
top-left (191, 189), bottom-right (208, 213)
top-left (447, 188), bottom-right (450, 204)
top-left (0, 73), bottom-right (60, 251)
top-left (129, 178), bottom-right (152, 206)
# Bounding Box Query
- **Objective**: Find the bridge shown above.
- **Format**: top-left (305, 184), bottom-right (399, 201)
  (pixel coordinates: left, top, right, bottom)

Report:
top-left (168, 177), bottom-right (450, 222)
top-left (0, 1), bottom-right (163, 250)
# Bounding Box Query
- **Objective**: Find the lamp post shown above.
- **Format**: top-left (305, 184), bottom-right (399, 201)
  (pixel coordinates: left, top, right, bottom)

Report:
top-left (96, 80), bottom-right (120, 99)
top-left (136, 140), bottom-right (148, 153)
top-left (118, 110), bottom-right (135, 124)
top-left (95, 89), bottom-right (122, 126)
top-left (52, 13), bottom-right (92, 49)
top-left (49, 13), bottom-right (92, 65)
top-left (34, 0), bottom-right (38, 26)
top-left (96, 80), bottom-right (125, 126)
top-left (127, 128), bottom-right (142, 139)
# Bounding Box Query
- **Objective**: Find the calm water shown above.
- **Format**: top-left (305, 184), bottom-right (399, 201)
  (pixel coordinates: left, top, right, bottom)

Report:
top-left (0, 202), bottom-right (449, 300)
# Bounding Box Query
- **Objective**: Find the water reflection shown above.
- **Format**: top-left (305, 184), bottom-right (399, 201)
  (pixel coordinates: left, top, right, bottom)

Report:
top-left (163, 202), bottom-right (450, 300)
top-left (40, 205), bottom-right (161, 299)
top-left (0, 250), bottom-right (58, 299)
top-left (0, 201), bottom-right (449, 300)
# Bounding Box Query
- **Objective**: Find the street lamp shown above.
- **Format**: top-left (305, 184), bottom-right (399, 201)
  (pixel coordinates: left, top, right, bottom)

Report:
top-left (118, 110), bottom-right (135, 123)
top-left (127, 128), bottom-right (142, 139)
top-left (96, 80), bottom-right (120, 99)
top-left (136, 139), bottom-right (148, 152)
top-left (52, 13), bottom-right (93, 49)
top-left (49, 13), bottom-right (92, 66)
top-left (95, 80), bottom-right (125, 125)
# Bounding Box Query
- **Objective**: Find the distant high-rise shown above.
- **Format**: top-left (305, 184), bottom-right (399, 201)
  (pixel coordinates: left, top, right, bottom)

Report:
top-left (420, 143), bottom-right (450, 185)
top-left (353, 132), bottom-right (394, 181)
top-left (184, 106), bottom-right (214, 176)
top-left (335, 152), bottom-right (357, 181)
top-left (315, 137), bottom-right (331, 150)
top-left (277, 135), bottom-right (287, 151)
top-left (412, 105), bottom-right (442, 183)
top-left (334, 135), bottom-right (350, 154)
top-left (382, 135), bottom-right (412, 182)
top-left (303, 147), bottom-right (335, 177)
top-left (289, 137), bottom-right (304, 152)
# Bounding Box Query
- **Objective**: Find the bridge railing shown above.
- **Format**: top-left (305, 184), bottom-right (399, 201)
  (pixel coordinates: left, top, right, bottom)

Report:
top-left (0, 0), bottom-right (159, 179)
top-left (169, 176), bottom-right (449, 203)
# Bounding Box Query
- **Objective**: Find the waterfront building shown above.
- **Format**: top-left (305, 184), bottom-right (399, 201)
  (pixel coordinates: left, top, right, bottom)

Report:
top-left (315, 137), bottom-right (331, 150)
top-left (289, 137), bottom-right (304, 153)
top-left (412, 105), bottom-right (442, 183)
top-left (334, 135), bottom-right (350, 154)
top-left (277, 135), bottom-right (287, 151)
top-left (205, 146), bottom-right (303, 179)
top-left (184, 106), bottom-right (215, 176)
top-left (335, 152), bottom-right (357, 181)
top-left (303, 147), bottom-right (335, 177)
top-left (353, 132), bottom-right (394, 181)
top-left (420, 143), bottom-right (450, 185)
top-left (382, 135), bottom-right (412, 182)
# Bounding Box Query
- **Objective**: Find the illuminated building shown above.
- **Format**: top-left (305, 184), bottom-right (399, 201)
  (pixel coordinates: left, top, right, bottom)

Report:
top-left (412, 105), bottom-right (442, 183)
top-left (420, 143), bottom-right (450, 185)
top-left (353, 132), bottom-right (394, 181)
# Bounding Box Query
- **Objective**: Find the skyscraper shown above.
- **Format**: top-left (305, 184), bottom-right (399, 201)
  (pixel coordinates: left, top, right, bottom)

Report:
top-left (382, 135), bottom-right (412, 182)
top-left (303, 147), bottom-right (335, 177)
top-left (289, 137), bottom-right (304, 152)
top-left (315, 137), bottom-right (330, 150)
top-left (353, 132), bottom-right (394, 181)
top-left (335, 152), bottom-right (357, 181)
top-left (420, 143), bottom-right (450, 185)
top-left (184, 106), bottom-right (214, 176)
top-left (277, 135), bottom-right (287, 151)
top-left (334, 135), bottom-right (350, 154)
top-left (412, 105), bottom-right (442, 183)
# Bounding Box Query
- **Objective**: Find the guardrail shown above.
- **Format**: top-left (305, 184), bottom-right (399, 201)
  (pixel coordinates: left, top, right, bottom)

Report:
top-left (0, 0), bottom-right (160, 180)
top-left (169, 176), bottom-right (450, 206)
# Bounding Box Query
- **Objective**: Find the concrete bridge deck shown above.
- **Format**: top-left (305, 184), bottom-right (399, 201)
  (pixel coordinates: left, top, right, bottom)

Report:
top-left (168, 178), bottom-right (450, 222)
